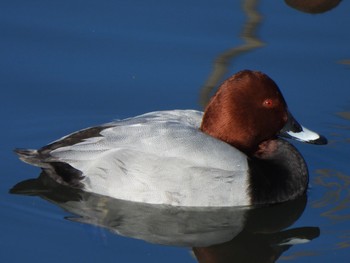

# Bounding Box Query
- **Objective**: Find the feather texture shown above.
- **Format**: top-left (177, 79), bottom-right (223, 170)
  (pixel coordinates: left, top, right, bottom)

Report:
top-left (42, 110), bottom-right (250, 206)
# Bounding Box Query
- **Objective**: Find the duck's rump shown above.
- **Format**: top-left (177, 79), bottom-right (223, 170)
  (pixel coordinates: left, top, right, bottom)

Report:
top-left (16, 110), bottom-right (250, 206)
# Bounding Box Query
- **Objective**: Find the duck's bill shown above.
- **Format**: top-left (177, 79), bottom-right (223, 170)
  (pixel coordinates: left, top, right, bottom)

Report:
top-left (279, 111), bottom-right (328, 145)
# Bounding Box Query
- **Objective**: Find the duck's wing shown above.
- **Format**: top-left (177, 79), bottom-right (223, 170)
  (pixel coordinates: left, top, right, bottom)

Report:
top-left (16, 110), bottom-right (250, 206)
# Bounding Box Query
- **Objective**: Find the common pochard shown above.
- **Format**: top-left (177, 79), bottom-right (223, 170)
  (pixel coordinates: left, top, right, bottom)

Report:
top-left (15, 70), bottom-right (327, 207)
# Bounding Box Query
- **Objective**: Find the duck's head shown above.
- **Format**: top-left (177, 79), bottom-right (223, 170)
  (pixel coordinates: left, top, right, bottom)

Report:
top-left (200, 70), bottom-right (327, 155)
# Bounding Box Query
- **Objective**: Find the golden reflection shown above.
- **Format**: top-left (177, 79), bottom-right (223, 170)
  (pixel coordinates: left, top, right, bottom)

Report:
top-left (310, 108), bottom-right (350, 254)
top-left (337, 111), bottom-right (350, 121)
top-left (336, 239), bottom-right (350, 249)
top-left (199, 0), bottom-right (264, 108)
top-left (335, 231), bottom-right (350, 249)
top-left (312, 169), bottom-right (350, 221)
top-left (339, 59), bottom-right (350, 65)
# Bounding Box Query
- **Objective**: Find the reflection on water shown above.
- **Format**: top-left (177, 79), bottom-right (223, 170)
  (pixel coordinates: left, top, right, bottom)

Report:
top-left (339, 59), bottom-right (350, 66)
top-left (199, 0), bottom-right (343, 108)
top-left (11, 173), bottom-right (319, 262)
top-left (312, 111), bottom-right (350, 221)
top-left (327, 111), bottom-right (350, 145)
top-left (194, 226), bottom-right (319, 263)
top-left (309, 110), bottom-right (350, 254)
top-left (279, 249), bottom-right (319, 261)
top-left (313, 169), bottom-right (350, 221)
top-left (312, 168), bottom-right (350, 252)
top-left (337, 111), bottom-right (350, 121)
top-left (199, 0), bottom-right (263, 107)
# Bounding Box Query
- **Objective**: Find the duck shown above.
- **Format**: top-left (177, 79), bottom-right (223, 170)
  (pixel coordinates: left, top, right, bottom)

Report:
top-left (15, 70), bottom-right (327, 207)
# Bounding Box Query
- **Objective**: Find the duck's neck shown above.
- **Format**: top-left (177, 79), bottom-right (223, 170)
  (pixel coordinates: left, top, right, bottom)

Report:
top-left (248, 139), bottom-right (308, 205)
top-left (200, 100), bottom-right (260, 155)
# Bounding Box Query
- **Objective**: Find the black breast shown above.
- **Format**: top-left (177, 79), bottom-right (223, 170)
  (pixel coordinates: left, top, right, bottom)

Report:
top-left (248, 139), bottom-right (308, 205)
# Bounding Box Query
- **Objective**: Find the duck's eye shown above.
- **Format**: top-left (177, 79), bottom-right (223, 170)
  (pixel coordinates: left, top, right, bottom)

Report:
top-left (263, 99), bottom-right (274, 108)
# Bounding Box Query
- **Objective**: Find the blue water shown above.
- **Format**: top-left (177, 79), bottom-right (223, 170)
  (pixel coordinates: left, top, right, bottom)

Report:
top-left (1, 0), bottom-right (350, 262)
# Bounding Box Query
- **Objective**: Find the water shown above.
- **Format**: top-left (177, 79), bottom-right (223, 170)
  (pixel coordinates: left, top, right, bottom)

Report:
top-left (1, 0), bottom-right (350, 262)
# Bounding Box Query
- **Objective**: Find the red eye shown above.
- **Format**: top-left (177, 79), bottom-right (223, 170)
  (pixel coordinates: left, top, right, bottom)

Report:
top-left (263, 99), bottom-right (274, 108)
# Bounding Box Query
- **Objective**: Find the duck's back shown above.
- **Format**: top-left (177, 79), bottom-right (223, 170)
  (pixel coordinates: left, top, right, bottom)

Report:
top-left (18, 110), bottom-right (251, 206)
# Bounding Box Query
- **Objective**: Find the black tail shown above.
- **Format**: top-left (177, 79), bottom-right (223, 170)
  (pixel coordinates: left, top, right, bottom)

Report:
top-left (14, 148), bottom-right (84, 188)
top-left (14, 148), bottom-right (51, 168)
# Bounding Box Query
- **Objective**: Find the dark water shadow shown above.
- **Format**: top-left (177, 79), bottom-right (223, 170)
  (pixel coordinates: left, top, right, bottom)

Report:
top-left (11, 173), bottom-right (319, 262)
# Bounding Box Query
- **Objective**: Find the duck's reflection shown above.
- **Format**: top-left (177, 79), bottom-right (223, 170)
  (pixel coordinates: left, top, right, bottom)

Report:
top-left (11, 173), bottom-right (319, 262)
